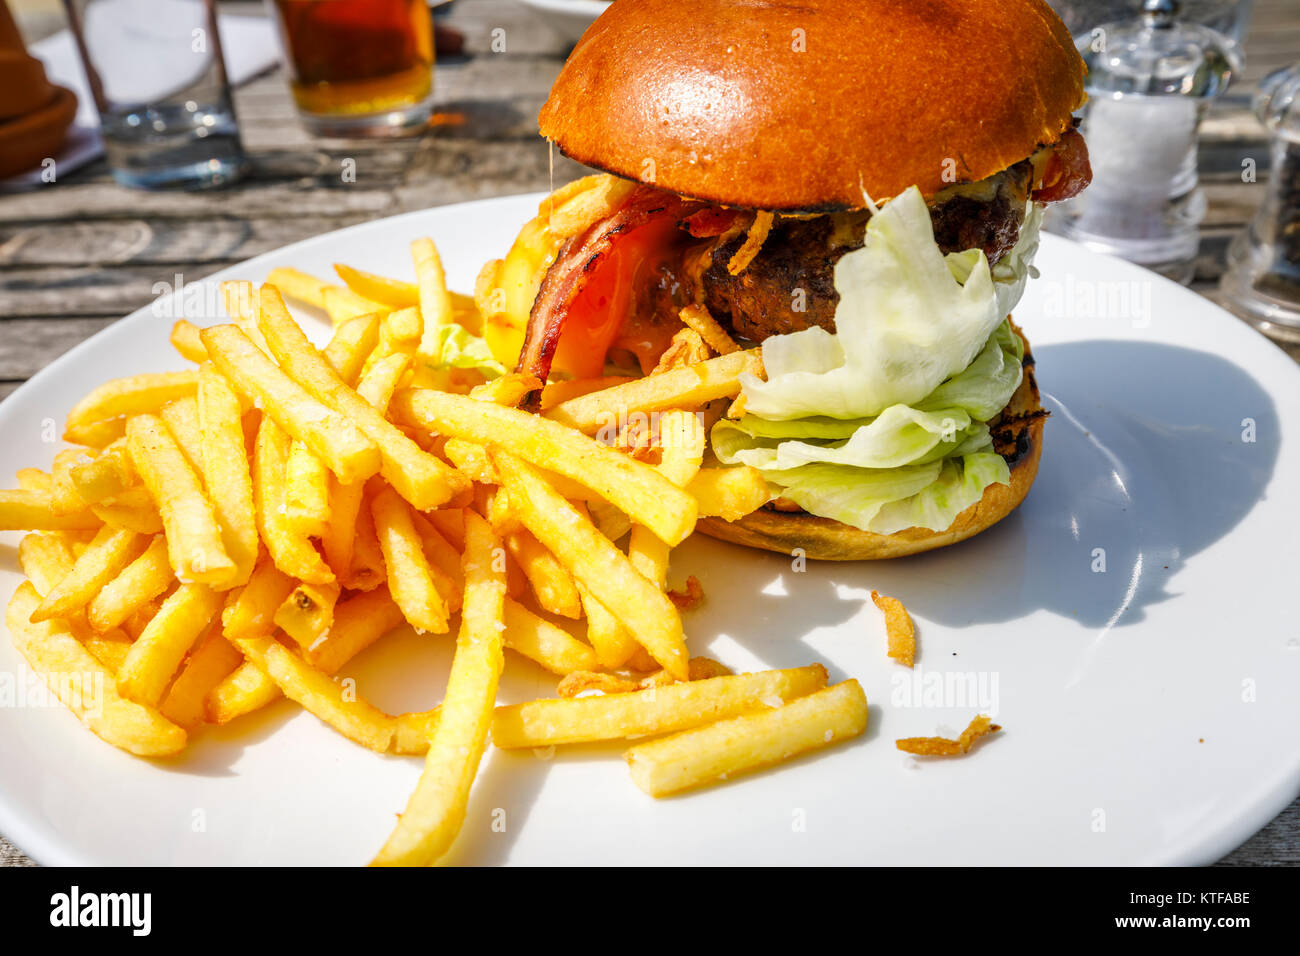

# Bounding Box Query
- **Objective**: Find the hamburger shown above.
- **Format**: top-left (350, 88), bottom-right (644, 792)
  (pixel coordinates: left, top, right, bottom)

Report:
top-left (477, 0), bottom-right (1091, 559)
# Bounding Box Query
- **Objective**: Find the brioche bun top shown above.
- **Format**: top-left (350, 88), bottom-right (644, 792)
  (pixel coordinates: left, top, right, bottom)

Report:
top-left (539, 0), bottom-right (1086, 211)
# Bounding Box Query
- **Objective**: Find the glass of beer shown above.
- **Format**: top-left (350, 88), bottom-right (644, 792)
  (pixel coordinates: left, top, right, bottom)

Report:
top-left (266, 0), bottom-right (435, 137)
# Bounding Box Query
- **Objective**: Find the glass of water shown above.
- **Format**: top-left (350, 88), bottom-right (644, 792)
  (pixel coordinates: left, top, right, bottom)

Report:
top-left (61, 0), bottom-right (249, 189)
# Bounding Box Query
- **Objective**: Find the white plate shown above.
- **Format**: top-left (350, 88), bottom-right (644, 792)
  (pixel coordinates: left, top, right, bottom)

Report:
top-left (517, 0), bottom-right (608, 45)
top-left (1, 193), bottom-right (1298, 866)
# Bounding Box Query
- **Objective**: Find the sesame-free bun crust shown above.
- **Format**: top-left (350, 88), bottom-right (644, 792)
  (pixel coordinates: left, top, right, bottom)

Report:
top-left (697, 327), bottom-right (1045, 560)
top-left (539, 0), bottom-right (1086, 211)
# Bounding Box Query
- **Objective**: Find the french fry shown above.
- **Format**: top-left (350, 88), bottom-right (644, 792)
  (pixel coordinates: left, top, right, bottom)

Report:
top-left (201, 324), bottom-right (380, 483)
top-left (371, 485), bottom-right (450, 633)
top-left (501, 598), bottom-right (598, 675)
top-left (252, 418), bottom-right (334, 585)
top-left (86, 535), bottom-right (172, 633)
top-left (492, 664), bottom-right (829, 748)
top-left (412, 237), bottom-right (454, 357)
top-left (505, 528), bottom-right (582, 619)
top-left (626, 679), bottom-right (868, 796)
top-left (64, 417), bottom-right (127, 450)
top-left (31, 524), bottom-right (143, 622)
top-left (265, 266), bottom-right (334, 310)
top-left (622, 408), bottom-right (703, 598)
top-left (222, 559), bottom-right (296, 641)
top-left (393, 390), bottom-right (698, 546)
top-left (544, 349), bottom-right (762, 434)
top-left (90, 492), bottom-right (163, 536)
top-left (577, 584), bottom-right (638, 670)
top-left (7, 583), bottom-right (187, 756)
top-left (323, 313), bottom-right (382, 386)
top-left (15, 467), bottom-right (51, 492)
top-left (116, 583), bottom-right (223, 707)
top-left (408, 514), bottom-right (595, 675)
top-left (283, 441), bottom-right (331, 538)
top-left (0, 490), bottom-right (101, 531)
top-left (334, 263), bottom-right (419, 310)
top-left (495, 451), bottom-right (688, 680)
top-left (205, 660), bottom-right (281, 725)
top-left (323, 287), bottom-right (388, 324)
top-left (275, 580), bottom-right (342, 651)
top-left (539, 376), bottom-right (636, 411)
top-left (316, 353), bottom-right (404, 585)
top-left (159, 396), bottom-right (203, 473)
top-left (84, 634), bottom-right (133, 673)
top-left (159, 627), bottom-right (243, 729)
top-left (322, 476), bottom-right (365, 584)
top-left (64, 371), bottom-right (198, 446)
top-left (373, 510), bottom-right (506, 866)
top-left (391, 710), bottom-right (441, 756)
top-left (234, 635), bottom-right (396, 752)
top-left (347, 484), bottom-right (387, 591)
top-left (356, 351), bottom-right (411, 412)
top-left (628, 525), bottom-right (670, 590)
top-left (678, 304), bottom-right (740, 355)
top-left (654, 408), bottom-right (706, 486)
top-left (544, 174), bottom-right (638, 237)
top-left (197, 364), bottom-right (258, 586)
top-left (170, 319), bottom-right (209, 363)
top-left (687, 465), bottom-right (772, 521)
top-left (872, 590), bottom-right (916, 668)
top-left (254, 290), bottom-right (468, 510)
top-left (369, 306), bottom-right (423, 367)
top-left (305, 586), bottom-right (406, 675)
top-left (69, 439), bottom-right (135, 503)
top-left (468, 372), bottom-right (540, 407)
top-left (441, 438), bottom-right (590, 500)
top-left (49, 448), bottom-right (89, 515)
top-left (219, 280), bottom-right (269, 353)
top-left (126, 414), bottom-right (235, 585)
top-left (17, 532), bottom-right (76, 597)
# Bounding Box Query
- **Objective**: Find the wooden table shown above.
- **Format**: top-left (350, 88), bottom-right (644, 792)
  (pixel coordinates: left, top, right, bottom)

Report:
top-left (1, 0), bottom-right (1296, 866)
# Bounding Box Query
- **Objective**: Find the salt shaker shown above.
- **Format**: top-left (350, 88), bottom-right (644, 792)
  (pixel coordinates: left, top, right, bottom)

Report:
top-left (1048, 0), bottom-right (1239, 284)
top-left (1219, 63), bottom-right (1300, 342)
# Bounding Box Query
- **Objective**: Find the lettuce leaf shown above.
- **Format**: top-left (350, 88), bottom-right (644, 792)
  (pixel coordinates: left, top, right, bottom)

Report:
top-left (757, 453), bottom-right (1010, 536)
top-left (739, 186), bottom-right (1040, 422)
top-left (424, 323), bottom-right (506, 378)
top-left (709, 190), bottom-right (1041, 535)
top-left (714, 321), bottom-right (1023, 473)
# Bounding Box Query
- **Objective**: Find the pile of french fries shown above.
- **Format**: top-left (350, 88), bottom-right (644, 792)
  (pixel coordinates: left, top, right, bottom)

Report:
top-left (0, 226), bottom-right (868, 865)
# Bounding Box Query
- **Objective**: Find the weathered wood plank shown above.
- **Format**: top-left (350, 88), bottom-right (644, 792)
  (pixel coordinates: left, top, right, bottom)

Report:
top-left (0, 317), bottom-right (118, 378)
top-left (1, 265), bottom-right (223, 318)
top-left (0, 215), bottom-right (372, 267)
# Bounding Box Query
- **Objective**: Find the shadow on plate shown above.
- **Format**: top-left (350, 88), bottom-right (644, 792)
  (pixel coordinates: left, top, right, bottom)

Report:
top-left (677, 340), bottom-right (1281, 655)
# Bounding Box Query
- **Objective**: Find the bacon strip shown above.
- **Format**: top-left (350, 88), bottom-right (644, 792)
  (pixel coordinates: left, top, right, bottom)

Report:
top-left (1032, 127), bottom-right (1091, 204)
top-left (515, 187), bottom-right (689, 382)
top-left (681, 206), bottom-right (743, 238)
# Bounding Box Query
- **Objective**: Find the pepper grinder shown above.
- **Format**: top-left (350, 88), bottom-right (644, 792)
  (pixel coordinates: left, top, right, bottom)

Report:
top-left (1048, 0), bottom-right (1238, 284)
top-left (1219, 64), bottom-right (1300, 342)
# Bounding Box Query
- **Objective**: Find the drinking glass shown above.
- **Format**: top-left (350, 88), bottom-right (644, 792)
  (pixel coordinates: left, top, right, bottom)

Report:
top-left (62, 0), bottom-right (249, 189)
top-left (265, 0), bottom-right (436, 138)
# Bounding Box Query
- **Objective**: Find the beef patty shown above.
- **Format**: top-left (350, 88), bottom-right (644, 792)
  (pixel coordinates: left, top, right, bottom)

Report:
top-left (698, 161), bottom-right (1032, 343)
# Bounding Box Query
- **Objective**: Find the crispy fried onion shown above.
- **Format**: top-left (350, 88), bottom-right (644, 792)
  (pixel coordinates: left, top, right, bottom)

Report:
top-left (556, 656), bottom-right (732, 697)
top-left (726, 211), bottom-right (775, 275)
top-left (515, 187), bottom-right (689, 382)
top-left (896, 715), bottom-right (1001, 756)
top-left (668, 575), bottom-right (705, 611)
top-left (871, 590), bottom-right (915, 668)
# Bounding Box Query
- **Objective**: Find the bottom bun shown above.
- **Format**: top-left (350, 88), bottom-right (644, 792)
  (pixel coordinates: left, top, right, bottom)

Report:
top-left (697, 327), bottom-right (1044, 561)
